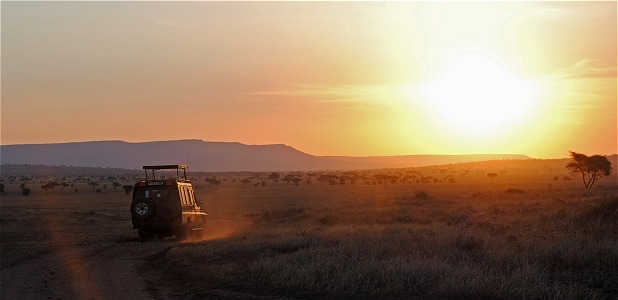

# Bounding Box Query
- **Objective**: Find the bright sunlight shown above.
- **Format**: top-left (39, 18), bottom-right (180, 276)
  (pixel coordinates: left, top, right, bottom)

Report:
top-left (424, 49), bottom-right (537, 135)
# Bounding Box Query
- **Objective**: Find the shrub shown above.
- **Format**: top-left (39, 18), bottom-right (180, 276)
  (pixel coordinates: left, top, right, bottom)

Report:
top-left (415, 190), bottom-right (430, 200)
top-left (122, 185), bottom-right (133, 195)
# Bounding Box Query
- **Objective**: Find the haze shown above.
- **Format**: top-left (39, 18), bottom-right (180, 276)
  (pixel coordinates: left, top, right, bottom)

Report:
top-left (2, 1), bottom-right (616, 158)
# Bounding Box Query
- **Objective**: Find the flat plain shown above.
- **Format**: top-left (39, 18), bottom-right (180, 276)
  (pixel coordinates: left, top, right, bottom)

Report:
top-left (1, 159), bottom-right (617, 299)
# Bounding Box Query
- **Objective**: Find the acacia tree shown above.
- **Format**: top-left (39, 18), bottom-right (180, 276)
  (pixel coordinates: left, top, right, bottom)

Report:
top-left (487, 173), bottom-right (498, 183)
top-left (282, 175), bottom-right (296, 184)
top-left (41, 181), bottom-right (59, 195)
top-left (41, 184), bottom-right (51, 196)
top-left (566, 151), bottom-right (612, 188)
top-left (267, 172), bottom-right (280, 184)
top-left (89, 181), bottom-right (99, 191)
top-left (122, 185), bottom-right (133, 196)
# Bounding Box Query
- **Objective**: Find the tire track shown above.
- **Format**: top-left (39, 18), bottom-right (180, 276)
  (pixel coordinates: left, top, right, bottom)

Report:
top-left (1, 241), bottom-right (172, 300)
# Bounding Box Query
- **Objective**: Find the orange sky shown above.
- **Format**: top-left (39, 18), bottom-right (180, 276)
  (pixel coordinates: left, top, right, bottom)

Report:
top-left (2, 2), bottom-right (616, 158)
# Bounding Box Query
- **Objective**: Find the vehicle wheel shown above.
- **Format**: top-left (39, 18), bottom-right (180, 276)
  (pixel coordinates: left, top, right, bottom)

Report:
top-left (132, 199), bottom-right (155, 220)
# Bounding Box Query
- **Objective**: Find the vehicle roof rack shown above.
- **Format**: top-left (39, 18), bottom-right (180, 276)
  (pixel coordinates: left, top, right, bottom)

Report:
top-left (142, 165), bottom-right (189, 181)
top-left (143, 165), bottom-right (188, 170)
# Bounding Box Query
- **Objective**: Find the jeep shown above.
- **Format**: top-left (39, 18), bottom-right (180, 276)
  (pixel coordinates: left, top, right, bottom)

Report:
top-left (131, 165), bottom-right (206, 239)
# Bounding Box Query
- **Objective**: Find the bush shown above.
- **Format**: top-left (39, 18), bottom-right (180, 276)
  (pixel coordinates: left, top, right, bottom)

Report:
top-left (122, 185), bottom-right (133, 195)
top-left (415, 190), bottom-right (430, 200)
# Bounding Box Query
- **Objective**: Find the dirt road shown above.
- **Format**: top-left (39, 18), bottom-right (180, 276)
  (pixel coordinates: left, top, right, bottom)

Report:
top-left (1, 237), bottom-right (175, 300)
top-left (0, 199), bottom-right (178, 300)
top-left (0, 189), bottom-right (255, 300)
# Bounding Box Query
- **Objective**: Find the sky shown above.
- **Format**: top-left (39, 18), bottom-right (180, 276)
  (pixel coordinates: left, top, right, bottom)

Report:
top-left (1, 1), bottom-right (616, 158)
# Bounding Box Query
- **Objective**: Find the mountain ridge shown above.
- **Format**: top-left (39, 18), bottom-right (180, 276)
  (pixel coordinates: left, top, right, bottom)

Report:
top-left (0, 139), bottom-right (532, 172)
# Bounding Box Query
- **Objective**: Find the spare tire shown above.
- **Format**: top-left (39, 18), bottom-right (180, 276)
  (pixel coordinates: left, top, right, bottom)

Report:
top-left (132, 199), bottom-right (155, 220)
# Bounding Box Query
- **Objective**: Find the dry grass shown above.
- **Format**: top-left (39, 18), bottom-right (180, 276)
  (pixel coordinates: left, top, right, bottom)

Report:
top-left (161, 180), bottom-right (618, 299)
top-left (0, 187), bottom-right (134, 267)
top-left (1, 163), bottom-right (617, 299)
top-left (0, 208), bottom-right (128, 266)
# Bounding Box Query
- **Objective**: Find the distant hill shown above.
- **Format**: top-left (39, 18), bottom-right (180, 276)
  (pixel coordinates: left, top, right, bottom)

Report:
top-left (0, 164), bottom-right (142, 178)
top-left (0, 140), bottom-right (532, 172)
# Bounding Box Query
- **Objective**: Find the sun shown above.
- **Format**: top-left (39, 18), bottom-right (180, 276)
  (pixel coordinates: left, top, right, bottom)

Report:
top-left (423, 49), bottom-right (536, 134)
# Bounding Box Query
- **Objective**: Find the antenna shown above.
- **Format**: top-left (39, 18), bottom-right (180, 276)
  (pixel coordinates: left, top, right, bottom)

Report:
top-left (185, 147), bottom-right (190, 165)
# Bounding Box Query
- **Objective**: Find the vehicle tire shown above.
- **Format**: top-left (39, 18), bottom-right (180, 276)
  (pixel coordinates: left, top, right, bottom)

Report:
top-left (132, 199), bottom-right (155, 220)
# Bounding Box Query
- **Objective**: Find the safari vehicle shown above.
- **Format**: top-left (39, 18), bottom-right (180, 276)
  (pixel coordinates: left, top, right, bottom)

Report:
top-left (131, 165), bottom-right (206, 239)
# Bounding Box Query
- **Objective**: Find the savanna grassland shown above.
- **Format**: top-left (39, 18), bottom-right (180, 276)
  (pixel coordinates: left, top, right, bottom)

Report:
top-left (1, 158), bottom-right (617, 299)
